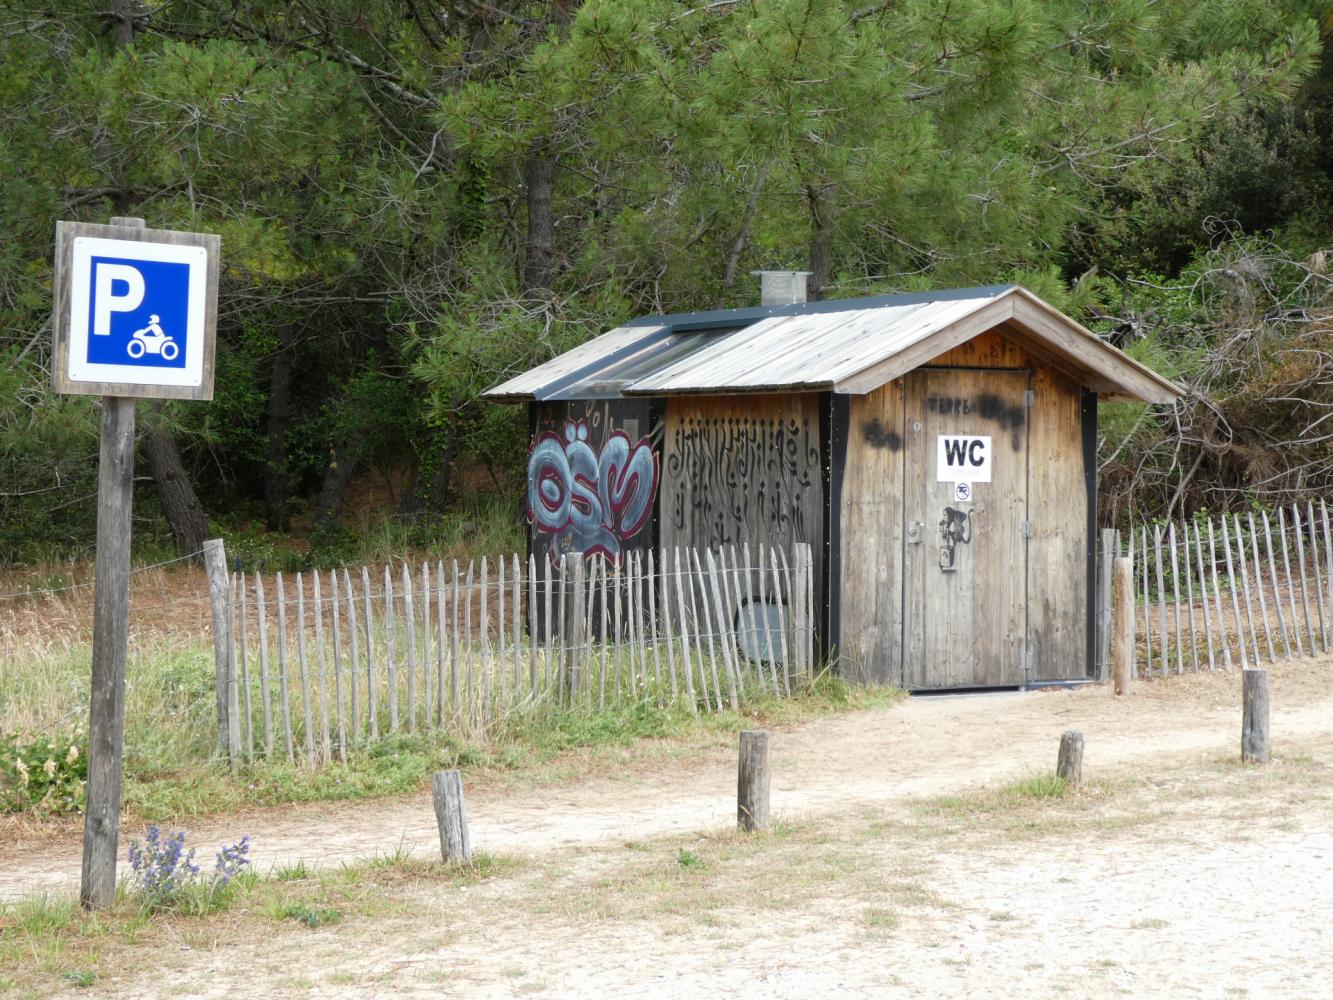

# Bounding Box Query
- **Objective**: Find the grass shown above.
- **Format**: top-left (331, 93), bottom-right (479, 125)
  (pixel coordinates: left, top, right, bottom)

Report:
top-left (1, 631), bottom-right (902, 822)
top-left (0, 850), bottom-right (512, 999)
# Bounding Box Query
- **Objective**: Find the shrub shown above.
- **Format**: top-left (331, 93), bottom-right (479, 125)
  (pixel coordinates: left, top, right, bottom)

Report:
top-left (0, 729), bottom-right (87, 815)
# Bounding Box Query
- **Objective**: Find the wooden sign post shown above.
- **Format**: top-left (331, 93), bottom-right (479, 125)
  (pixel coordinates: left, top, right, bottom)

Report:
top-left (51, 216), bottom-right (220, 909)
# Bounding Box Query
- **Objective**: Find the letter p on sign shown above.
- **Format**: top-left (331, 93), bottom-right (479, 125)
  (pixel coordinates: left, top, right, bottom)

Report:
top-left (937, 434), bottom-right (992, 484)
top-left (93, 263), bottom-right (145, 336)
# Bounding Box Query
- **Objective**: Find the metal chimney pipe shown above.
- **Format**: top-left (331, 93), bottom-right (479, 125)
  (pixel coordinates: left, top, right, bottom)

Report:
top-left (751, 270), bottom-right (812, 307)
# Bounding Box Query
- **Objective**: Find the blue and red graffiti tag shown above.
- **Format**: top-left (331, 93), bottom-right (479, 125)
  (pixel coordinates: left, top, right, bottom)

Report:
top-left (527, 421), bottom-right (658, 560)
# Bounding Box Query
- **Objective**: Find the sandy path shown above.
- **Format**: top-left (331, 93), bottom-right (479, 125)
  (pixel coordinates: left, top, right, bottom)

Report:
top-left (5, 659), bottom-right (1333, 904)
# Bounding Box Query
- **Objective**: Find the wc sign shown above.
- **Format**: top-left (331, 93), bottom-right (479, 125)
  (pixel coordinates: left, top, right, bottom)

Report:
top-left (52, 221), bottom-right (220, 400)
top-left (937, 434), bottom-right (992, 484)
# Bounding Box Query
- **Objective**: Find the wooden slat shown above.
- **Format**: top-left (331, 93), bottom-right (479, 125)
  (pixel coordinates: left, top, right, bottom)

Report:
top-left (450, 560), bottom-right (461, 720)
top-left (384, 566), bottom-right (398, 732)
top-left (691, 548), bottom-right (723, 711)
top-left (496, 554), bottom-right (506, 711)
top-left (330, 570), bottom-right (345, 762)
top-left (1154, 526), bottom-right (1168, 676)
top-left (239, 570), bottom-right (252, 756)
top-left (404, 564), bottom-right (418, 733)
top-left (629, 551), bottom-right (644, 699)
top-left (599, 556), bottom-right (609, 707)
top-left (436, 561), bottom-right (448, 723)
top-left (255, 573), bottom-right (273, 754)
top-left (512, 554), bottom-right (522, 707)
top-left (275, 572), bottom-right (294, 760)
top-left (757, 543), bottom-right (780, 693)
top-left (1168, 523), bottom-right (1184, 674)
top-left (464, 560), bottom-right (475, 722)
top-left (528, 554), bottom-right (539, 697)
top-left (659, 548), bottom-right (680, 699)
top-left (1308, 502), bottom-right (1328, 651)
top-left (674, 547), bottom-right (698, 712)
top-left (480, 557), bottom-right (492, 717)
top-left (343, 568), bottom-right (360, 746)
top-left (1179, 524), bottom-right (1199, 672)
top-left (422, 562), bottom-right (433, 727)
top-left (1191, 522), bottom-right (1215, 671)
top-left (312, 571), bottom-right (330, 761)
top-left (294, 572), bottom-right (316, 765)
top-left (777, 545), bottom-right (799, 684)
top-left (704, 548), bottom-right (740, 710)
top-left (1278, 506), bottom-right (1303, 657)
top-left (1323, 501), bottom-right (1333, 650)
top-left (1207, 519), bottom-right (1233, 671)
top-left (647, 549), bottom-right (663, 691)
top-left (1220, 516), bottom-right (1248, 669)
top-left (770, 547), bottom-right (792, 694)
top-left (553, 555), bottom-right (564, 707)
top-left (1293, 504), bottom-right (1317, 655)
top-left (1262, 511), bottom-right (1291, 660)
top-left (361, 566), bottom-right (378, 740)
top-left (1247, 513), bottom-right (1275, 664)
top-left (613, 556), bottom-right (624, 703)
top-left (1139, 526), bottom-right (1151, 677)
top-left (543, 555), bottom-right (554, 701)
top-left (1233, 515), bottom-right (1261, 666)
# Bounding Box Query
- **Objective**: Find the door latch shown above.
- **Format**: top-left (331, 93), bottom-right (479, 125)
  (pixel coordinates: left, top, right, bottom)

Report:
top-left (907, 520), bottom-right (922, 544)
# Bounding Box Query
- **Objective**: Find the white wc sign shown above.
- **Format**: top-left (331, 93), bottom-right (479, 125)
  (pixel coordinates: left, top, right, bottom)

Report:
top-left (937, 434), bottom-right (992, 484)
top-left (52, 221), bottom-right (220, 400)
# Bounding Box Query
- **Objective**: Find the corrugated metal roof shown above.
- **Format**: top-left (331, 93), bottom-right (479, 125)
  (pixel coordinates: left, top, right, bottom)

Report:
top-left (482, 285), bottom-right (1184, 404)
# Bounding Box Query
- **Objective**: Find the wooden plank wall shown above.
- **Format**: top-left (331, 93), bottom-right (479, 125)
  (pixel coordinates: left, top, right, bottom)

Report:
top-left (840, 382), bottom-right (906, 683)
top-left (661, 394), bottom-right (824, 604)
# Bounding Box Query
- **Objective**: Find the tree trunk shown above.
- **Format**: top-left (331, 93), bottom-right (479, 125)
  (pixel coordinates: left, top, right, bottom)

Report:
top-left (313, 427), bottom-right (371, 533)
top-left (428, 421), bottom-right (460, 512)
top-left (141, 407), bottom-right (210, 557)
top-left (807, 182), bottom-right (835, 301)
top-left (398, 451), bottom-right (422, 517)
top-left (264, 339), bottom-right (293, 531)
top-left (522, 140), bottom-right (556, 294)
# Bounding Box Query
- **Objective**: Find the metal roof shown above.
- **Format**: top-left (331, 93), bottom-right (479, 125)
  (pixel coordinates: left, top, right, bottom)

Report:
top-left (483, 285), bottom-right (1184, 405)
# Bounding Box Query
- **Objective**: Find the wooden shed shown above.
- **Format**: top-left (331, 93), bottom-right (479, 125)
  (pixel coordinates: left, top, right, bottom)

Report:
top-left (485, 282), bottom-right (1183, 690)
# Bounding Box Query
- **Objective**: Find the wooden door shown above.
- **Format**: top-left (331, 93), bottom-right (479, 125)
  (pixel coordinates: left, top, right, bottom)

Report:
top-left (902, 369), bottom-right (1029, 688)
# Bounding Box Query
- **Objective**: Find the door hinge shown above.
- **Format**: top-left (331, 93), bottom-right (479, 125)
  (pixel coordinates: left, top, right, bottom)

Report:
top-left (1020, 520), bottom-right (1034, 538)
top-left (1025, 389), bottom-right (1035, 408)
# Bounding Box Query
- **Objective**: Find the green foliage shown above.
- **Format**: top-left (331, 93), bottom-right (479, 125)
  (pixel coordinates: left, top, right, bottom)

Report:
top-left (278, 904), bottom-right (343, 928)
top-left (0, 729), bottom-right (87, 815)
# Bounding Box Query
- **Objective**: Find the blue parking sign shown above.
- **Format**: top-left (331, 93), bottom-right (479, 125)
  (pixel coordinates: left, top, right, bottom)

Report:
top-left (85, 256), bottom-right (191, 369)
top-left (55, 224), bottom-right (218, 399)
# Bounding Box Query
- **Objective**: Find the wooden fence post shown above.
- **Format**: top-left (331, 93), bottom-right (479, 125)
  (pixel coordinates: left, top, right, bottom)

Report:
top-left (203, 538), bottom-right (232, 755)
top-left (1242, 668), bottom-right (1270, 764)
top-left (430, 770), bottom-right (473, 864)
top-left (1097, 528), bottom-right (1116, 680)
top-left (79, 393), bottom-right (137, 911)
top-left (1056, 730), bottom-right (1084, 786)
top-left (737, 730), bottom-right (772, 832)
top-left (1112, 556), bottom-right (1134, 696)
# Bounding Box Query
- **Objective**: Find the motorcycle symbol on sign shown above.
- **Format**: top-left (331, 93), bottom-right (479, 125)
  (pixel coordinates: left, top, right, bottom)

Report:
top-left (127, 314), bottom-right (179, 361)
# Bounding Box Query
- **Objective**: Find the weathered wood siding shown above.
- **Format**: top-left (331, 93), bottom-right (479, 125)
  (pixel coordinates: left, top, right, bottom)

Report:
top-left (839, 382), bottom-right (906, 683)
top-left (661, 394), bottom-right (823, 590)
top-left (1021, 354), bottom-right (1089, 681)
top-left (836, 329), bottom-right (1089, 688)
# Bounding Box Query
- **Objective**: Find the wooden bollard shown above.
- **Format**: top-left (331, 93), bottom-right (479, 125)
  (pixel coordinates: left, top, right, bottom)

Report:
top-left (737, 730), bottom-right (771, 832)
top-left (1056, 730), bottom-right (1084, 787)
top-left (430, 770), bottom-right (472, 864)
top-left (1111, 557), bottom-right (1134, 696)
top-left (1241, 668), bottom-right (1270, 764)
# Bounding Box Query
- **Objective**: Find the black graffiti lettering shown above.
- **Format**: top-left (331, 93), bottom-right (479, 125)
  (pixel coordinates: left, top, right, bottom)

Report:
top-left (862, 419), bottom-right (902, 451)
top-left (944, 439), bottom-right (968, 466)
top-left (968, 439), bottom-right (985, 465)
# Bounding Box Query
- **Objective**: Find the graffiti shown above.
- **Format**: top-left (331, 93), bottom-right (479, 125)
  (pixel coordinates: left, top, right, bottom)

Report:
top-left (927, 396), bottom-right (972, 415)
top-left (862, 418), bottom-right (902, 451)
top-left (938, 506), bottom-right (972, 572)
top-left (666, 416), bottom-right (820, 549)
top-left (527, 420), bottom-right (658, 560)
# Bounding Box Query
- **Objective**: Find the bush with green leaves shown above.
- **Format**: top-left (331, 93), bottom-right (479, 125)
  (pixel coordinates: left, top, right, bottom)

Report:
top-left (0, 729), bottom-right (86, 815)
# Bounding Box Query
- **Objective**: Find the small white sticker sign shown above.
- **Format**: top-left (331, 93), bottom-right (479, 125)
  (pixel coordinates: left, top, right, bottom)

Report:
top-left (937, 434), bottom-right (992, 484)
top-left (953, 482), bottom-right (972, 503)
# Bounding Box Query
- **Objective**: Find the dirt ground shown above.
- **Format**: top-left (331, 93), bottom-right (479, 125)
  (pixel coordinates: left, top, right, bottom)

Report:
top-left (4, 659), bottom-right (1333, 997)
